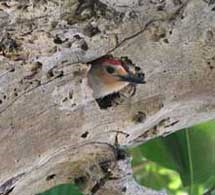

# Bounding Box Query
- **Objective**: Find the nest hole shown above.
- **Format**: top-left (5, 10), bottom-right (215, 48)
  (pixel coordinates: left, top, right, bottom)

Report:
top-left (96, 92), bottom-right (120, 109)
top-left (46, 174), bottom-right (56, 181)
top-left (81, 131), bottom-right (89, 138)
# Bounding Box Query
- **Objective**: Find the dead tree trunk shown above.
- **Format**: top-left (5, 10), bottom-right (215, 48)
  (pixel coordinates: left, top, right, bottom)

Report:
top-left (0, 0), bottom-right (215, 194)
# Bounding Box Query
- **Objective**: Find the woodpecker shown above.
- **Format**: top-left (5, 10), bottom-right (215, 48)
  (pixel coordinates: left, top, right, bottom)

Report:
top-left (88, 56), bottom-right (145, 98)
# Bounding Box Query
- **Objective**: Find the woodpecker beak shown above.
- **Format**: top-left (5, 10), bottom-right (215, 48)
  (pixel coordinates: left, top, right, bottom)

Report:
top-left (118, 72), bottom-right (145, 84)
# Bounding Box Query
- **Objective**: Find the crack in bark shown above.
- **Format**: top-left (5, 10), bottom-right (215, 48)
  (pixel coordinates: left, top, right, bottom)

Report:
top-left (28, 141), bottom-right (116, 173)
top-left (0, 173), bottom-right (25, 195)
top-left (0, 65), bottom-right (15, 79)
top-left (107, 0), bottom-right (190, 53)
top-left (107, 19), bottom-right (158, 53)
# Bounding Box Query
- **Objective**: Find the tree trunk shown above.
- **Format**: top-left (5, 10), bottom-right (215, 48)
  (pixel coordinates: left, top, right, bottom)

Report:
top-left (0, 0), bottom-right (214, 194)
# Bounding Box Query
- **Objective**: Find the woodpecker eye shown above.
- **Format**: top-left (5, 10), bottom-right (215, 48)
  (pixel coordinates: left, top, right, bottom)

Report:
top-left (106, 66), bottom-right (115, 74)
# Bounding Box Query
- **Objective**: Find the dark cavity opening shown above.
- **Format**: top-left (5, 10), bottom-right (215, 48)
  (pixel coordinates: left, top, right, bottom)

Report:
top-left (81, 131), bottom-right (89, 138)
top-left (46, 174), bottom-right (56, 181)
top-left (96, 92), bottom-right (120, 109)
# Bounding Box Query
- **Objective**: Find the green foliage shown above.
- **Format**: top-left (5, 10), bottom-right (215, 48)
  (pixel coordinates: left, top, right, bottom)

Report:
top-left (130, 120), bottom-right (215, 195)
top-left (38, 183), bottom-right (82, 195)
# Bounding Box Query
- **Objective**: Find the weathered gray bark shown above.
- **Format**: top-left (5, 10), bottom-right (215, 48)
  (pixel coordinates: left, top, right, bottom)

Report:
top-left (0, 0), bottom-right (215, 194)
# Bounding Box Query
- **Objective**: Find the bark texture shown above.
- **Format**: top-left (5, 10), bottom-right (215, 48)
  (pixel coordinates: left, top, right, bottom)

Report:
top-left (0, 0), bottom-right (215, 194)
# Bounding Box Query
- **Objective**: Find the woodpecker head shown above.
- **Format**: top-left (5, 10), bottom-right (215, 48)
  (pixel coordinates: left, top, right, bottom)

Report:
top-left (88, 57), bottom-right (145, 98)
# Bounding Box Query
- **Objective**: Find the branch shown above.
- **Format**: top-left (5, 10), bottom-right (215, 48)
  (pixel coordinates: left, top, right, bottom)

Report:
top-left (0, 0), bottom-right (214, 194)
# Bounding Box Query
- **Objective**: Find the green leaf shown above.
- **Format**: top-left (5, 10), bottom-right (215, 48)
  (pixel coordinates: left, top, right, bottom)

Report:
top-left (131, 120), bottom-right (215, 194)
top-left (38, 183), bottom-right (82, 195)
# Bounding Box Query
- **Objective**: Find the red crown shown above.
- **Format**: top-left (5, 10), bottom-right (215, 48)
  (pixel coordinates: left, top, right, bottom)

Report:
top-left (102, 58), bottom-right (122, 66)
